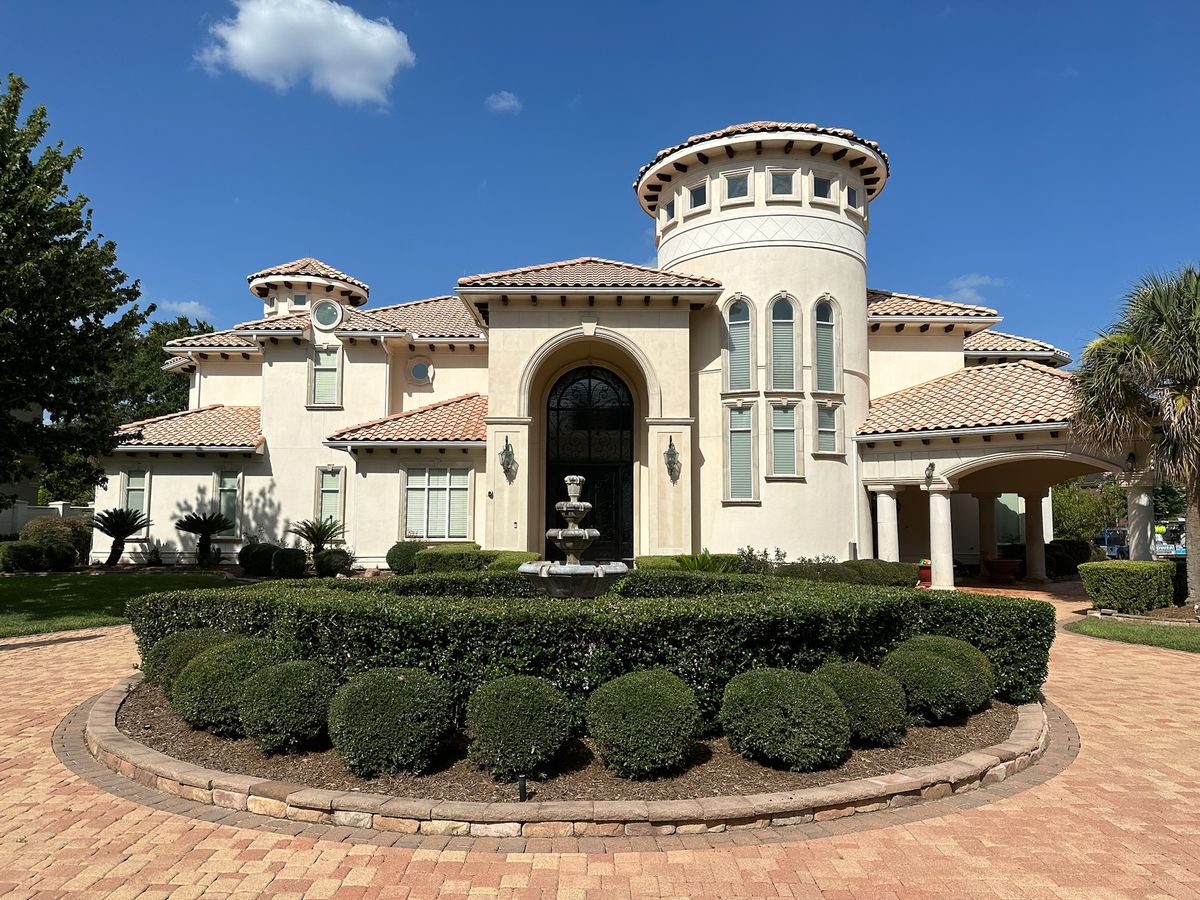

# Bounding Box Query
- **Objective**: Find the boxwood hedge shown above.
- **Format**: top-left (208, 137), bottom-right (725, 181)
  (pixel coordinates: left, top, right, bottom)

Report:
top-left (1078, 560), bottom-right (1174, 614)
top-left (127, 574), bottom-right (1054, 719)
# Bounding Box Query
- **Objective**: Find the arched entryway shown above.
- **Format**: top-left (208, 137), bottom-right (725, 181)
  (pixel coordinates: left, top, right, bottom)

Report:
top-left (545, 365), bottom-right (634, 561)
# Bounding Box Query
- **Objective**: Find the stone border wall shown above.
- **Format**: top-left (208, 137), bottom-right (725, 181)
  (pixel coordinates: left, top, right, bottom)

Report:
top-left (85, 675), bottom-right (1047, 838)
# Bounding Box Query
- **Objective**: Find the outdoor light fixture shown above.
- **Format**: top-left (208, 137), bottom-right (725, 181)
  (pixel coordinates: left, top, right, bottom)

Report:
top-left (925, 461), bottom-right (936, 479)
top-left (664, 437), bottom-right (682, 484)
top-left (1126, 452), bottom-right (1137, 472)
top-left (499, 437), bottom-right (518, 483)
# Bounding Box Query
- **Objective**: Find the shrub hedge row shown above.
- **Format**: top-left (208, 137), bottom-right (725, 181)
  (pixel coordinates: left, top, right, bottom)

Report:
top-left (128, 573), bottom-right (1054, 718)
top-left (1078, 560), bottom-right (1174, 614)
top-left (777, 559), bottom-right (919, 587)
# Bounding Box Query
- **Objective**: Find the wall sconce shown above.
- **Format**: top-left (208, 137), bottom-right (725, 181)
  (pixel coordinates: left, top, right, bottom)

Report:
top-left (499, 437), bottom-right (518, 484)
top-left (1125, 452), bottom-right (1137, 472)
top-left (925, 461), bottom-right (936, 480)
top-left (664, 437), bottom-right (682, 484)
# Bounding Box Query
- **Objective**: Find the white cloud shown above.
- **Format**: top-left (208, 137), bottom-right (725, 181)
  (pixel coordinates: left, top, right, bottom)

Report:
top-left (484, 90), bottom-right (522, 114)
top-left (197, 0), bottom-right (415, 106)
top-left (154, 300), bottom-right (213, 321)
top-left (944, 274), bottom-right (1005, 305)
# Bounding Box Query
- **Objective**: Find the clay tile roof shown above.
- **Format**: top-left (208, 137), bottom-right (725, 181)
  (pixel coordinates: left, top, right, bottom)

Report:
top-left (116, 405), bottom-right (262, 448)
top-left (866, 289), bottom-right (1000, 319)
top-left (341, 296), bottom-right (486, 338)
top-left (857, 361), bottom-right (1074, 436)
top-left (964, 330), bottom-right (1071, 363)
top-left (164, 329), bottom-right (257, 349)
top-left (637, 121), bottom-right (889, 183)
top-left (247, 257), bottom-right (369, 294)
top-left (232, 311), bottom-right (311, 332)
top-left (327, 394), bottom-right (488, 444)
top-left (457, 257), bottom-right (721, 289)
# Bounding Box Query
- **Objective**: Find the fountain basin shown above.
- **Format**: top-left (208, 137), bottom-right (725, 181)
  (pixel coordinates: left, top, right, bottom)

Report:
top-left (518, 560), bottom-right (630, 599)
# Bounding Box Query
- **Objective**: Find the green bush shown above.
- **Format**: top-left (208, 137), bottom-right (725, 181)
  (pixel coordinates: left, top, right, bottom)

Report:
top-left (385, 541), bottom-right (427, 575)
top-left (814, 660), bottom-right (907, 747)
top-left (328, 667), bottom-right (456, 776)
top-left (634, 555), bottom-right (683, 571)
top-left (170, 637), bottom-right (292, 735)
top-left (895, 634), bottom-right (995, 707)
top-left (141, 628), bottom-right (235, 693)
top-left (413, 543), bottom-right (491, 573)
top-left (238, 543), bottom-right (279, 577)
top-left (127, 574), bottom-right (1056, 722)
top-left (840, 560), bottom-right (920, 587)
top-left (676, 552), bottom-right (738, 573)
top-left (720, 669), bottom-right (850, 771)
top-left (466, 675), bottom-right (572, 780)
top-left (237, 660), bottom-right (337, 754)
top-left (314, 548), bottom-right (353, 577)
top-left (1050, 539), bottom-right (1093, 568)
top-left (881, 649), bottom-right (982, 723)
top-left (1078, 560), bottom-right (1174, 614)
top-left (487, 551), bottom-right (541, 571)
top-left (20, 515), bottom-right (91, 558)
top-left (0, 540), bottom-right (44, 572)
top-left (38, 539), bottom-right (77, 571)
top-left (1044, 543), bottom-right (1077, 578)
top-left (271, 547), bottom-right (307, 578)
top-left (776, 561), bottom-right (859, 583)
top-left (585, 669), bottom-right (701, 779)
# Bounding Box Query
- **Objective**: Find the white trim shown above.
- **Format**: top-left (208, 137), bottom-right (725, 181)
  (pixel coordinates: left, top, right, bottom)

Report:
top-left (684, 176), bottom-right (710, 216)
top-left (721, 167), bottom-right (754, 208)
top-left (311, 299), bottom-right (345, 330)
top-left (854, 421), bottom-right (1071, 442)
top-left (765, 166), bottom-right (799, 201)
top-left (314, 465), bottom-right (346, 523)
top-left (723, 399), bottom-right (758, 502)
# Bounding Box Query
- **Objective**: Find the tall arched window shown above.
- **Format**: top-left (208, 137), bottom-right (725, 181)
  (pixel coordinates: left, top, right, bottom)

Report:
top-left (815, 299), bottom-right (837, 392)
top-left (727, 299), bottom-right (752, 391)
top-left (769, 298), bottom-right (795, 390)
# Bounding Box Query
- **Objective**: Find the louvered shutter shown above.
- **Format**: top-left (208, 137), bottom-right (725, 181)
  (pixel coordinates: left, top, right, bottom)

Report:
top-left (815, 322), bottom-right (836, 391)
top-left (771, 319), bottom-right (794, 389)
top-left (772, 407), bottom-right (796, 475)
top-left (818, 406), bottom-right (838, 452)
top-left (312, 349), bottom-right (339, 405)
top-left (728, 407), bottom-right (753, 499)
top-left (448, 469), bottom-right (471, 538)
top-left (426, 468), bottom-right (448, 538)
top-left (728, 320), bottom-right (751, 390)
top-left (319, 470), bottom-right (341, 521)
top-left (405, 468), bottom-right (427, 538)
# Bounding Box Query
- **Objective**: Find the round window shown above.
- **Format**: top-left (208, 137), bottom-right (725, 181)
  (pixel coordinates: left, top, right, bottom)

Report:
top-left (312, 300), bottom-right (342, 329)
top-left (410, 361), bottom-right (431, 383)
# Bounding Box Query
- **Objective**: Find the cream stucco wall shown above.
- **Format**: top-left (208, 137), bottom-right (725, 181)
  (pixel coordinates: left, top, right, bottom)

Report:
top-left (192, 360), bottom-right (263, 407)
top-left (868, 332), bottom-right (965, 398)
top-left (388, 344), bottom-right (488, 412)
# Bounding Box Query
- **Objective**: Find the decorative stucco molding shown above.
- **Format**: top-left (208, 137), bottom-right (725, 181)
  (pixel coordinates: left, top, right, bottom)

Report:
top-left (659, 214), bottom-right (867, 268)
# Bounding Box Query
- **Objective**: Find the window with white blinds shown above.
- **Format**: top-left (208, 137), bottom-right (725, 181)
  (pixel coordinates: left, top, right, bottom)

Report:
top-left (217, 471), bottom-right (238, 535)
top-left (124, 471), bottom-right (147, 514)
top-left (817, 405), bottom-right (839, 453)
top-left (728, 406), bottom-right (754, 499)
top-left (317, 469), bottom-right (342, 522)
top-left (727, 300), bottom-right (752, 391)
top-left (815, 300), bottom-right (837, 392)
top-left (769, 299), bottom-right (795, 389)
top-left (406, 467), bottom-right (470, 540)
top-left (311, 348), bottom-right (340, 406)
top-left (771, 406), bottom-right (797, 475)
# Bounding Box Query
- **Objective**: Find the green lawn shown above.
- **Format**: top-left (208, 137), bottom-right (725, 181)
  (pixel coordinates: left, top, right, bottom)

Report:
top-left (0, 574), bottom-right (225, 638)
top-left (1065, 617), bottom-right (1200, 653)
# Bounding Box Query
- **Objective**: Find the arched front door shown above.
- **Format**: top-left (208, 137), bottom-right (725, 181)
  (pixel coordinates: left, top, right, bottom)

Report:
top-left (545, 365), bottom-right (634, 561)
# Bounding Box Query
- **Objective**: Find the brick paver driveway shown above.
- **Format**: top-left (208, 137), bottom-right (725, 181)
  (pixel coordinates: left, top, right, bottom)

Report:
top-left (2, 587), bottom-right (1198, 898)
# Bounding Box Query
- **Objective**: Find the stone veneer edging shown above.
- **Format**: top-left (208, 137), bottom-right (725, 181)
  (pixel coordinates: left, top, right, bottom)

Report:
top-left (85, 674), bottom-right (1048, 838)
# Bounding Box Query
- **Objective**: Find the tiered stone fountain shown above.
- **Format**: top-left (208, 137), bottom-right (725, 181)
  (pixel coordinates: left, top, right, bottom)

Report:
top-left (518, 475), bottom-right (629, 598)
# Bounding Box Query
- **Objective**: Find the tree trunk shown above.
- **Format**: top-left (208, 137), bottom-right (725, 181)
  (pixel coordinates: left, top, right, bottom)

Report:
top-left (197, 534), bottom-right (211, 565)
top-left (104, 538), bottom-right (124, 567)
top-left (1187, 480), bottom-right (1200, 612)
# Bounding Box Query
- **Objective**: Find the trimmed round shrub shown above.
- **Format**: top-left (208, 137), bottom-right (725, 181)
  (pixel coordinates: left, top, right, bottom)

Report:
top-left (271, 547), bottom-right (307, 578)
top-left (487, 551), bottom-right (542, 572)
top-left (414, 544), bottom-right (491, 573)
top-left (840, 559), bottom-right (920, 587)
top-left (585, 669), bottom-right (701, 779)
top-left (171, 637), bottom-right (293, 735)
top-left (39, 539), bottom-right (76, 571)
top-left (466, 675), bottom-right (572, 781)
top-left (141, 628), bottom-right (234, 693)
top-left (21, 515), bottom-right (91, 559)
top-left (238, 542), bottom-right (279, 577)
top-left (238, 660), bottom-right (337, 754)
top-left (895, 635), bottom-right (995, 708)
top-left (1079, 560), bottom-right (1174, 614)
top-left (1050, 539), bottom-right (1093, 568)
top-left (633, 555), bottom-right (683, 571)
top-left (385, 541), bottom-right (427, 574)
top-left (1044, 543), bottom-right (1077, 578)
top-left (328, 668), bottom-right (456, 776)
top-left (880, 649), bottom-right (980, 723)
top-left (814, 660), bottom-right (907, 747)
top-left (314, 548), bottom-right (352, 577)
top-left (0, 540), bottom-right (44, 572)
top-left (720, 669), bottom-right (850, 771)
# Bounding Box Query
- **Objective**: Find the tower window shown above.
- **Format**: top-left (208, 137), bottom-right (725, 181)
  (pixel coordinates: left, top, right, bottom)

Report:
top-left (847, 186), bottom-right (860, 210)
top-left (769, 298), bottom-right (795, 390)
top-left (291, 293), bottom-right (309, 307)
top-left (816, 405), bottom-right (840, 454)
top-left (726, 300), bottom-right (752, 391)
top-left (662, 199), bottom-right (676, 221)
top-left (771, 405), bottom-right (798, 476)
top-left (689, 181), bottom-right (707, 209)
top-left (770, 170), bottom-right (795, 197)
top-left (727, 405), bottom-right (755, 500)
top-left (815, 299), bottom-right (838, 392)
top-left (812, 175), bottom-right (833, 201)
top-left (725, 172), bottom-right (749, 201)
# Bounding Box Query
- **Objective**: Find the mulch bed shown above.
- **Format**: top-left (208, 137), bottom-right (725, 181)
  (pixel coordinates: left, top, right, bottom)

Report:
top-left (118, 685), bottom-right (1017, 803)
top-left (1142, 606), bottom-right (1199, 623)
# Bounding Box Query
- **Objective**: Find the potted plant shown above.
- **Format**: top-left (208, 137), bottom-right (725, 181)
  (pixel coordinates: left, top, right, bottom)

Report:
top-left (981, 553), bottom-right (1021, 584)
top-left (917, 558), bottom-right (932, 588)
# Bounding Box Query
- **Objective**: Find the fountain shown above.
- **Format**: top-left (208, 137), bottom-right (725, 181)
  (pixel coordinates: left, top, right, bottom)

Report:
top-left (518, 475), bottom-right (630, 598)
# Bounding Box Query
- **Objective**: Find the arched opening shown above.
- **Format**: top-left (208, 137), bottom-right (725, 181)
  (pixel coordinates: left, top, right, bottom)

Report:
top-left (544, 365), bottom-right (635, 561)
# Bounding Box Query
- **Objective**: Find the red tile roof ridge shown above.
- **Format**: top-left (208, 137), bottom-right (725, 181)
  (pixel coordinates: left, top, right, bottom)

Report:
top-left (457, 256), bottom-right (721, 287)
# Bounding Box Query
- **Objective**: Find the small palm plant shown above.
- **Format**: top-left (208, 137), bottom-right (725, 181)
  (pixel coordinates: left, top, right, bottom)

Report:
top-left (92, 508), bottom-right (152, 567)
top-left (286, 517), bottom-right (346, 555)
top-left (175, 512), bottom-right (234, 565)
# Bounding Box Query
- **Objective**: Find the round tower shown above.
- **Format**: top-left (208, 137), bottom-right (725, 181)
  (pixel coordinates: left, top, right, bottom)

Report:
top-left (634, 121), bottom-right (890, 559)
top-left (246, 257), bottom-right (370, 320)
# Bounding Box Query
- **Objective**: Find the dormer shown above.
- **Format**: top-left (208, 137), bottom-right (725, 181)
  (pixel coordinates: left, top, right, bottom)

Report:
top-left (247, 257), bottom-right (370, 319)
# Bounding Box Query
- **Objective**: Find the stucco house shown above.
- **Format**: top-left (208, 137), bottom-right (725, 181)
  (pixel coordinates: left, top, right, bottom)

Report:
top-left (90, 121), bottom-right (1156, 588)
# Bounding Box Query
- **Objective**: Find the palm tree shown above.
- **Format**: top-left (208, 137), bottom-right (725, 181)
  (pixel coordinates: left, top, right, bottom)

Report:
top-left (91, 508), bottom-right (152, 567)
top-left (1072, 266), bottom-right (1200, 606)
top-left (286, 517), bottom-right (346, 555)
top-left (175, 512), bottom-right (234, 565)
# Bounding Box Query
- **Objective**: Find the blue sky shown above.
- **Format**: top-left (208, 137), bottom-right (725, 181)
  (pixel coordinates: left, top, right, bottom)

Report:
top-left (4, 0), bottom-right (1198, 361)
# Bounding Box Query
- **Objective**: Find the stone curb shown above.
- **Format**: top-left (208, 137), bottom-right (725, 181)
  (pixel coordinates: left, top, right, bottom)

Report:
top-left (85, 674), bottom-right (1048, 837)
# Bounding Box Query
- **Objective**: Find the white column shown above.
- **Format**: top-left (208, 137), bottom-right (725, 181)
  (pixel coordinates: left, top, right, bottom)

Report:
top-left (1023, 491), bottom-right (1047, 581)
top-left (873, 487), bottom-right (899, 562)
top-left (928, 487), bottom-right (955, 590)
top-left (973, 492), bottom-right (999, 561)
top-left (1042, 492), bottom-right (1054, 543)
top-left (1127, 484), bottom-right (1154, 561)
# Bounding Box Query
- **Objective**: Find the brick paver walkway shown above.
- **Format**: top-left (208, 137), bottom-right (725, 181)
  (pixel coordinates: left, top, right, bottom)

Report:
top-left (2, 587), bottom-right (1198, 898)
